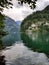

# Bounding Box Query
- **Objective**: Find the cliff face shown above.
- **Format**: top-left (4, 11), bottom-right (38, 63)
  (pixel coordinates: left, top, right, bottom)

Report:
top-left (21, 5), bottom-right (49, 32)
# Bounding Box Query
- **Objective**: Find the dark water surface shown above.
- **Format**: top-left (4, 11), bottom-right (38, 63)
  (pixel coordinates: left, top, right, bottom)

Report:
top-left (21, 31), bottom-right (49, 55)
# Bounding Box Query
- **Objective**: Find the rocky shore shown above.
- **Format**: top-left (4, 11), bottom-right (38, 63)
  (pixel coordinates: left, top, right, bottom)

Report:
top-left (0, 51), bottom-right (6, 65)
top-left (0, 55), bottom-right (6, 65)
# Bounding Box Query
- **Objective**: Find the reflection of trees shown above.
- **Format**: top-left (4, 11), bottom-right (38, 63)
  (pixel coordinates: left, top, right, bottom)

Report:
top-left (21, 31), bottom-right (49, 57)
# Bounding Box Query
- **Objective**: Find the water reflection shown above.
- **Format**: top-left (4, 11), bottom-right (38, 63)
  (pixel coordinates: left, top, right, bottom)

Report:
top-left (2, 23), bottom-right (49, 65)
top-left (21, 31), bottom-right (49, 55)
top-left (3, 42), bottom-right (49, 65)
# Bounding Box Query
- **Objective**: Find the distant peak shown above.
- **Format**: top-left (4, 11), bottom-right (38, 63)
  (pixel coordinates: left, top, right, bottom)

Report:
top-left (16, 21), bottom-right (21, 26)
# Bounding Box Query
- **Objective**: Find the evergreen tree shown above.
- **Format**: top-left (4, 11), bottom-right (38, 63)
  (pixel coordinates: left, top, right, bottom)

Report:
top-left (0, 0), bottom-right (37, 12)
top-left (18, 0), bottom-right (37, 9)
top-left (0, 0), bottom-right (13, 50)
top-left (0, 13), bottom-right (7, 50)
top-left (0, 0), bottom-right (12, 12)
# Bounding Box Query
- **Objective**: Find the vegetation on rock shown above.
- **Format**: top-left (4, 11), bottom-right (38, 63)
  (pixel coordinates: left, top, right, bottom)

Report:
top-left (21, 6), bottom-right (49, 32)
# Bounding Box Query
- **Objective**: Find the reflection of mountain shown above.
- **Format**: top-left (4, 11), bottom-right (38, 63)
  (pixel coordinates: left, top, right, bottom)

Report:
top-left (3, 17), bottom-right (21, 46)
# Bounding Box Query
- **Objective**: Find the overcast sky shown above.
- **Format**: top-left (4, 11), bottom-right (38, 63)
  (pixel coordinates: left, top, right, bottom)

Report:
top-left (3, 0), bottom-right (49, 21)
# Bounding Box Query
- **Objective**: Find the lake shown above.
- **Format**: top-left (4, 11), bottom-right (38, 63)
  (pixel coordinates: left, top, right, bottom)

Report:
top-left (2, 23), bottom-right (49, 65)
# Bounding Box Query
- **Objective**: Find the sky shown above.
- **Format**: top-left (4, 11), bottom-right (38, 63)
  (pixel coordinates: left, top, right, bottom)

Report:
top-left (2, 0), bottom-right (49, 21)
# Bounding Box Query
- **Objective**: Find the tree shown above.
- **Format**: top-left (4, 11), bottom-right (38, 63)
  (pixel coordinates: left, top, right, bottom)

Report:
top-left (0, 0), bottom-right (37, 12)
top-left (0, 1), bottom-right (13, 64)
top-left (0, 0), bottom-right (13, 50)
top-left (18, 0), bottom-right (37, 9)
top-left (0, 0), bottom-right (13, 12)
top-left (0, 13), bottom-right (7, 50)
top-left (0, 13), bottom-right (7, 65)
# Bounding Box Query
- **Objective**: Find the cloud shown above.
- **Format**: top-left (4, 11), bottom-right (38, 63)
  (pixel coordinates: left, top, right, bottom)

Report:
top-left (3, 4), bottom-right (32, 21)
top-left (2, 0), bottom-right (49, 21)
top-left (3, 6), bottom-right (32, 21)
top-left (3, 7), bottom-right (23, 21)
top-left (35, 0), bottom-right (49, 11)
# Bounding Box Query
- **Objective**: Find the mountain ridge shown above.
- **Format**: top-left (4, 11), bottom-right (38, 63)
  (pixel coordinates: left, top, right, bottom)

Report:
top-left (21, 5), bottom-right (49, 31)
top-left (21, 5), bottom-right (49, 55)
top-left (3, 17), bottom-right (21, 46)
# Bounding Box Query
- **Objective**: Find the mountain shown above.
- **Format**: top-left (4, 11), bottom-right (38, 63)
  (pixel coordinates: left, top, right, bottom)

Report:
top-left (3, 17), bottom-right (21, 46)
top-left (21, 5), bottom-right (49, 32)
top-left (21, 5), bottom-right (49, 55)
top-left (16, 21), bottom-right (22, 26)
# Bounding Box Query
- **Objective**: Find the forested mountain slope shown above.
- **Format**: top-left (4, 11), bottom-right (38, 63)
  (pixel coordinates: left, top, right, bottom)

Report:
top-left (21, 5), bottom-right (49, 32)
top-left (21, 6), bottom-right (49, 56)
top-left (2, 17), bottom-right (21, 46)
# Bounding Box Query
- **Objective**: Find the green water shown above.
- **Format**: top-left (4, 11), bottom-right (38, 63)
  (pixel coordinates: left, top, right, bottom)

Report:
top-left (21, 31), bottom-right (49, 55)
